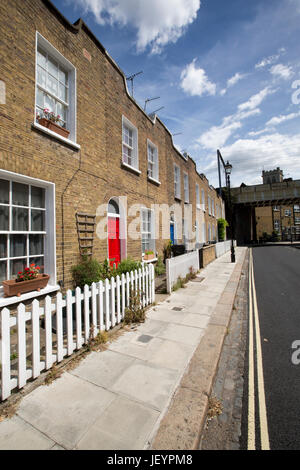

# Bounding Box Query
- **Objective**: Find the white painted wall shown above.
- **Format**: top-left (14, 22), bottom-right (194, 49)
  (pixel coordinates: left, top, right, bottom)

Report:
top-left (166, 250), bottom-right (199, 293)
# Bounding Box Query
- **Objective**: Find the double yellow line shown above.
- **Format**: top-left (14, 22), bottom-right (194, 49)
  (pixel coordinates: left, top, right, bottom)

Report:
top-left (248, 248), bottom-right (270, 450)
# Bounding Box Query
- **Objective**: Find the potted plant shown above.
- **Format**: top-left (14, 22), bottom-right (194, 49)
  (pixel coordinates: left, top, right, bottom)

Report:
top-left (36, 108), bottom-right (70, 139)
top-left (2, 263), bottom-right (50, 297)
top-left (143, 250), bottom-right (155, 261)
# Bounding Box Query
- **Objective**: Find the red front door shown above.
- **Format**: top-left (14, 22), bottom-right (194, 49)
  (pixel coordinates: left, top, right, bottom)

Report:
top-left (108, 217), bottom-right (121, 268)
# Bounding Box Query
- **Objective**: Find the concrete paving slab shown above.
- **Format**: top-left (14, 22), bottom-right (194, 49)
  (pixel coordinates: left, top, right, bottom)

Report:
top-left (0, 415), bottom-right (55, 450)
top-left (147, 338), bottom-right (194, 371)
top-left (76, 396), bottom-right (159, 450)
top-left (111, 362), bottom-right (179, 411)
top-left (108, 334), bottom-right (165, 362)
top-left (70, 350), bottom-right (136, 389)
top-left (178, 313), bottom-right (210, 329)
top-left (135, 319), bottom-right (168, 337)
top-left (157, 323), bottom-right (204, 346)
top-left (146, 307), bottom-right (192, 324)
top-left (17, 372), bottom-right (116, 449)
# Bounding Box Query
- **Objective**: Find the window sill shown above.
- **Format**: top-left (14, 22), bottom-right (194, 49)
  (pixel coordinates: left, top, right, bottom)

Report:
top-left (142, 258), bottom-right (158, 264)
top-left (0, 284), bottom-right (60, 308)
top-left (122, 162), bottom-right (141, 175)
top-left (148, 176), bottom-right (161, 186)
top-left (32, 122), bottom-right (80, 150)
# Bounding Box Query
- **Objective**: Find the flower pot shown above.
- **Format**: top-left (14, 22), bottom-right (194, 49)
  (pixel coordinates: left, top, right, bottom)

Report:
top-left (144, 253), bottom-right (155, 261)
top-left (2, 274), bottom-right (50, 297)
top-left (38, 118), bottom-right (70, 139)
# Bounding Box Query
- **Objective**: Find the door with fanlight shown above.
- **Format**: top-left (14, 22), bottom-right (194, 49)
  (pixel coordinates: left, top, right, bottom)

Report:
top-left (107, 199), bottom-right (121, 268)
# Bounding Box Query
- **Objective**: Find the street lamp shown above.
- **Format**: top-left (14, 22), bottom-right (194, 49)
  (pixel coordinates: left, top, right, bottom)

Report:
top-left (224, 161), bottom-right (236, 263)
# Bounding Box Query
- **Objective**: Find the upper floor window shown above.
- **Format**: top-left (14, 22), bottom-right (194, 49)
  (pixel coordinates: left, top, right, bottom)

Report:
top-left (294, 205), bottom-right (300, 213)
top-left (174, 165), bottom-right (181, 199)
top-left (184, 173), bottom-right (189, 203)
top-left (285, 209), bottom-right (292, 217)
top-left (147, 140), bottom-right (159, 182)
top-left (201, 189), bottom-right (205, 211)
top-left (196, 184), bottom-right (200, 209)
top-left (208, 196), bottom-right (211, 215)
top-left (35, 32), bottom-right (77, 144)
top-left (122, 116), bottom-right (139, 172)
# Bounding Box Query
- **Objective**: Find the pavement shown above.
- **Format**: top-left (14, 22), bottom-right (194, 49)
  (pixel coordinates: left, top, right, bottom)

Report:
top-left (0, 246), bottom-right (247, 450)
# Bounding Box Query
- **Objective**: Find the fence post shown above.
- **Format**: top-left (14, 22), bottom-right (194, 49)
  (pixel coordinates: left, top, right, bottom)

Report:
top-left (126, 272), bottom-right (130, 307)
top-left (150, 263), bottom-right (155, 303)
top-left (56, 292), bottom-right (64, 362)
top-left (145, 266), bottom-right (149, 304)
top-left (83, 284), bottom-right (90, 342)
top-left (116, 275), bottom-right (121, 324)
top-left (32, 299), bottom-right (41, 379)
top-left (121, 273), bottom-right (125, 319)
top-left (45, 295), bottom-right (53, 369)
top-left (142, 266), bottom-right (145, 307)
top-left (91, 283), bottom-right (97, 337)
top-left (17, 304), bottom-right (27, 389)
top-left (1, 308), bottom-right (11, 400)
top-left (75, 287), bottom-right (82, 349)
top-left (105, 278), bottom-right (110, 331)
top-left (111, 276), bottom-right (116, 328)
top-left (98, 281), bottom-right (104, 332)
top-left (66, 289), bottom-right (74, 356)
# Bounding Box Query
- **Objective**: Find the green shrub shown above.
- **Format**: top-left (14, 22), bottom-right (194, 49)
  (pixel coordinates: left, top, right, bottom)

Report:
top-left (155, 256), bottom-right (166, 276)
top-left (124, 288), bottom-right (146, 324)
top-left (116, 257), bottom-right (142, 276)
top-left (218, 218), bottom-right (229, 241)
top-left (72, 256), bottom-right (143, 288)
top-left (71, 257), bottom-right (103, 289)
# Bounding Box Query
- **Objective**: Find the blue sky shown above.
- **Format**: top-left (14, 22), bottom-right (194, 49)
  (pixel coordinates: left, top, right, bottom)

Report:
top-left (52, 0), bottom-right (300, 187)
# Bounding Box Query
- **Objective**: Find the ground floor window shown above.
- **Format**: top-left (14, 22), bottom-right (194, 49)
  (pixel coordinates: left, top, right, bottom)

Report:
top-left (0, 171), bottom-right (56, 286)
top-left (141, 208), bottom-right (155, 254)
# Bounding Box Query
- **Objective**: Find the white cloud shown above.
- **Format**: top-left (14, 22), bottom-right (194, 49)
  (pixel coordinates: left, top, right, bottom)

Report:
top-left (73, 0), bottom-right (201, 53)
top-left (203, 131), bottom-right (300, 186)
top-left (270, 63), bottom-right (294, 80)
top-left (238, 87), bottom-right (275, 112)
top-left (255, 47), bottom-right (286, 69)
top-left (180, 59), bottom-right (216, 97)
top-left (197, 121), bottom-right (242, 150)
top-left (197, 88), bottom-right (273, 150)
top-left (265, 111), bottom-right (300, 127)
top-left (220, 72), bottom-right (247, 96)
top-left (248, 128), bottom-right (270, 137)
top-left (227, 72), bottom-right (247, 88)
top-left (197, 109), bottom-right (261, 150)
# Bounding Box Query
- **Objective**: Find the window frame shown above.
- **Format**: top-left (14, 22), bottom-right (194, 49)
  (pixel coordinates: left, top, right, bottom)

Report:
top-left (141, 207), bottom-right (155, 255)
top-left (34, 32), bottom-right (78, 148)
top-left (196, 184), bottom-right (200, 209)
top-left (0, 170), bottom-right (57, 303)
top-left (147, 139), bottom-right (160, 183)
top-left (183, 173), bottom-right (189, 204)
top-left (174, 164), bottom-right (181, 200)
top-left (201, 189), bottom-right (206, 211)
top-left (122, 116), bottom-right (140, 173)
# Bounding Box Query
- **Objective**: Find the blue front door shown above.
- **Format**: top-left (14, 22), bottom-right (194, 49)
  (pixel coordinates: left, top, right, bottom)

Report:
top-left (170, 223), bottom-right (175, 244)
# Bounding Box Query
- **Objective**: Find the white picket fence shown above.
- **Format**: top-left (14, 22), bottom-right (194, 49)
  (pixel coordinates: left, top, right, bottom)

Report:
top-left (0, 264), bottom-right (155, 401)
